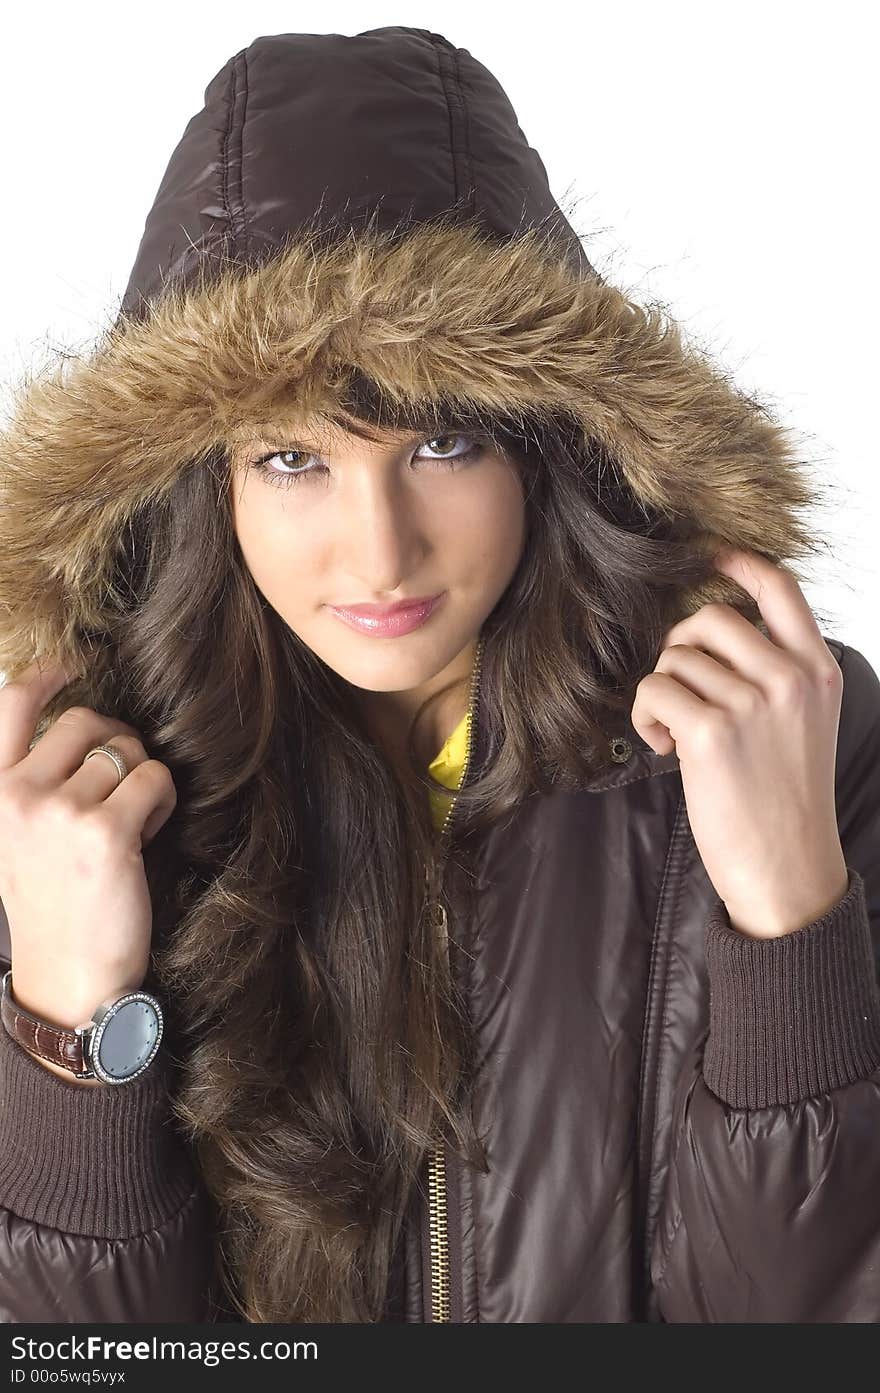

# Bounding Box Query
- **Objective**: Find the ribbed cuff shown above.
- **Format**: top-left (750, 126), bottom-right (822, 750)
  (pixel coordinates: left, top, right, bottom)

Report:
top-left (702, 866), bottom-right (880, 1109)
top-left (0, 1026), bottom-right (200, 1239)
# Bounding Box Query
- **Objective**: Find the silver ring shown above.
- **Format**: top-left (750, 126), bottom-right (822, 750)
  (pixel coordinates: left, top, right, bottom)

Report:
top-left (83, 744), bottom-right (130, 788)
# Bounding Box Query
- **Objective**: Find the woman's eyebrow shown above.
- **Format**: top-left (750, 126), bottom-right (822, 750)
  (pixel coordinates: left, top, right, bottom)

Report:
top-left (254, 428), bottom-right (440, 454)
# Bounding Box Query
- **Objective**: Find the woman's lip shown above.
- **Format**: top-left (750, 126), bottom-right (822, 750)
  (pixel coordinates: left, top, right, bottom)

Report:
top-left (330, 594), bottom-right (442, 616)
top-left (327, 592), bottom-right (445, 636)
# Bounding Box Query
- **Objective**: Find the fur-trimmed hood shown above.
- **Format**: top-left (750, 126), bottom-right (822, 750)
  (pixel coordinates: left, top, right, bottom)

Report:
top-left (0, 24), bottom-right (825, 682)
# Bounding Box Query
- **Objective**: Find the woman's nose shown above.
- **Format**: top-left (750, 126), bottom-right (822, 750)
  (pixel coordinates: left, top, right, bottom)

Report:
top-left (337, 475), bottom-right (427, 590)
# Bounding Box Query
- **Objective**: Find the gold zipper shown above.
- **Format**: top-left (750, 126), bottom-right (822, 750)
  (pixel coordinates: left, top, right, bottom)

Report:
top-left (425, 1148), bottom-right (451, 1321)
top-left (423, 632), bottom-right (484, 1323)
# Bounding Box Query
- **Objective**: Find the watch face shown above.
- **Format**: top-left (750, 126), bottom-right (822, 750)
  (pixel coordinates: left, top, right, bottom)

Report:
top-left (93, 997), bottom-right (162, 1082)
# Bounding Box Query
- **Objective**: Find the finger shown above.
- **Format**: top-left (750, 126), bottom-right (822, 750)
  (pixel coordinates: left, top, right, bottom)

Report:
top-left (0, 658), bottom-right (76, 772)
top-left (631, 670), bottom-right (707, 750)
top-left (20, 710), bottom-right (145, 791)
top-left (711, 547), bottom-right (827, 664)
top-left (104, 758), bottom-right (178, 849)
top-left (653, 645), bottom-right (758, 713)
top-left (659, 604), bottom-right (791, 692)
top-left (64, 733), bottom-right (154, 805)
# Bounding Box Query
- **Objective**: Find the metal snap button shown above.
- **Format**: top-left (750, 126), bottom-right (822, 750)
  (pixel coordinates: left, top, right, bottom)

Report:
top-left (609, 735), bottom-right (633, 763)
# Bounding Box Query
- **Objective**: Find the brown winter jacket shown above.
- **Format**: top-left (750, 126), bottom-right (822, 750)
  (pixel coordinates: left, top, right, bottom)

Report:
top-left (1, 25), bottom-right (879, 1324)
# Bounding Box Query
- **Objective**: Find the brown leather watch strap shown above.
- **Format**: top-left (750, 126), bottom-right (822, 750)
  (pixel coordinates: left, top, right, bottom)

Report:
top-left (0, 970), bottom-right (89, 1075)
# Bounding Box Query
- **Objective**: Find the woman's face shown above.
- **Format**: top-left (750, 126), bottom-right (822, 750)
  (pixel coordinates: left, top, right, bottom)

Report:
top-left (228, 417), bottom-right (526, 733)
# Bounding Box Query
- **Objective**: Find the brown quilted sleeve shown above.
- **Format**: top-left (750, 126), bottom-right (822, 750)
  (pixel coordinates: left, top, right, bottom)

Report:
top-left (651, 641), bottom-right (880, 1322)
top-left (0, 1022), bottom-right (234, 1322)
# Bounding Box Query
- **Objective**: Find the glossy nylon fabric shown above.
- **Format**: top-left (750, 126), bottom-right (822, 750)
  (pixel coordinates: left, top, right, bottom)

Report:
top-left (2, 636), bottom-right (880, 1322)
top-left (1, 25), bottom-right (879, 1325)
top-left (114, 26), bottom-right (594, 322)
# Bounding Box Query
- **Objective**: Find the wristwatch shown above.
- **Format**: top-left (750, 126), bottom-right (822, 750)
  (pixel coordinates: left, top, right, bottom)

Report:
top-left (0, 968), bottom-right (164, 1084)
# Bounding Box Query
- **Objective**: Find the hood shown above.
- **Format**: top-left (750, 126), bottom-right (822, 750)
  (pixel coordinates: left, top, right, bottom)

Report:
top-left (0, 24), bottom-right (823, 681)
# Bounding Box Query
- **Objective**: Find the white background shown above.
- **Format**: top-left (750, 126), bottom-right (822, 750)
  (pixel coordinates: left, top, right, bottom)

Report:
top-left (1, 1), bottom-right (876, 669)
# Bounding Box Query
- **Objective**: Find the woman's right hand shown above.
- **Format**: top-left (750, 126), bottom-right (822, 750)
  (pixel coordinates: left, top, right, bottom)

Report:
top-left (0, 657), bottom-right (178, 1035)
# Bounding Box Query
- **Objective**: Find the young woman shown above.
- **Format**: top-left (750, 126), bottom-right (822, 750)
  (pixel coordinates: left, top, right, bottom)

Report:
top-left (0, 26), bottom-right (878, 1325)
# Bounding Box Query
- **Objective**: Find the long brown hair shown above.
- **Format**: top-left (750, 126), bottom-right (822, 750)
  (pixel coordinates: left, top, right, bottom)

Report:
top-left (35, 370), bottom-right (756, 1321)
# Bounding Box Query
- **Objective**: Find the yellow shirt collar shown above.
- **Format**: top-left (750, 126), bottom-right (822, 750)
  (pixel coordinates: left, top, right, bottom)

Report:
top-left (427, 708), bottom-right (470, 832)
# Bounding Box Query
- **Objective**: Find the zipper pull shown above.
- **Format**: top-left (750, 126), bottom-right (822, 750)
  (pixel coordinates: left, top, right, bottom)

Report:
top-left (423, 859), bottom-right (449, 946)
top-left (424, 851), bottom-right (441, 906)
top-left (428, 899), bottom-right (448, 934)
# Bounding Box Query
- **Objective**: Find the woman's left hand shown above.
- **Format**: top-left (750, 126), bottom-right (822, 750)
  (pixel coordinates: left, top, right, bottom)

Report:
top-left (630, 546), bottom-right (849, 939)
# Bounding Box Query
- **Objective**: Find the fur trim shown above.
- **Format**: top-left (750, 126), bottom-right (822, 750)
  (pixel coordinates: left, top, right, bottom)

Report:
top-left (0, 216), bottom-right (822, 676)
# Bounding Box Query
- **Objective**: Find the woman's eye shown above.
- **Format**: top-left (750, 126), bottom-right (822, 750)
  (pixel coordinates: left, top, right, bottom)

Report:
top-left (415, 432), bottom-right (480, 461)
top-left (249, 432), bottom-right (484, 490)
